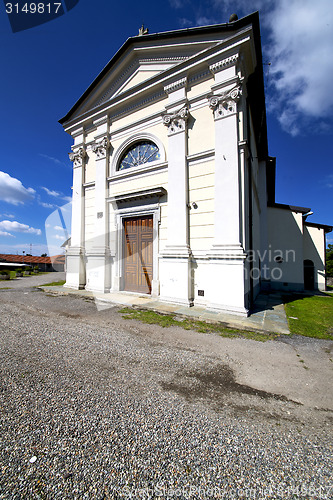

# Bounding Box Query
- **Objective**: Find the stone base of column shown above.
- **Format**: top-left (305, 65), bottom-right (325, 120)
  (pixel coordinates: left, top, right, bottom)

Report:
top-left (64, 247), bottom-right (86, 290)
top-left (159, 246), bottom-right (193, 306)
top-left (204, 256), bottom-right (248, 316)
top-left (85, 247), bottom-right (112, 293)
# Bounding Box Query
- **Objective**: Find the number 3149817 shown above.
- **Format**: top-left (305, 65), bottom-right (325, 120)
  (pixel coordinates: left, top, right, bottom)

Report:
top-left (5, 3), bottom-right (62, 14)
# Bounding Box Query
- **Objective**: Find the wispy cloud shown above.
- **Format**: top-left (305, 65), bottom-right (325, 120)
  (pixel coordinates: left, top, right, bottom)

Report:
top-left (0, 230), bottom-right (14, 237)
top-left (265, 0), bottom-right (333, 134)
top-left (0, 220), bottom-right (42, 236)
top-left (325, 175), bottom-right (333, 188)
top-left (39, 200), bottom-right (57, 209)
top-left (39, 154), bottom-right (66, 166)
top-left (0, 171), bottom-right (35, 205)
top-left (41, 186), bottom-right (61, 197)
top-left (170, 0), bottom-right (333, 135)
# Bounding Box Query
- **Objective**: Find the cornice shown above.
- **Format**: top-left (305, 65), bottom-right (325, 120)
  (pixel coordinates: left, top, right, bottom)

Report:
top-left (209, 54), bottom-right (239, 74)
top-left (96, 61), bottom-right (138, 106)
top-left (62, 29), bottom-right (252, 132)
top-left (164, 77), bottom-right (187, 94)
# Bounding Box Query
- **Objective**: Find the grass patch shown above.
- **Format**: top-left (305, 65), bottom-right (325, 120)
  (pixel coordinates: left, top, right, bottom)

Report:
top-left (119, 307), bottom-right (276, 342)
top-left (41, 280), bottom-right (66, 287)
top-left (284, 294), bottom-right (333, 340)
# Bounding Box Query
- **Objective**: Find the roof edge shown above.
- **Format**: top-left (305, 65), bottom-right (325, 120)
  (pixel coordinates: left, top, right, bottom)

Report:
top-left (59, 12), bottom-right (260, 125)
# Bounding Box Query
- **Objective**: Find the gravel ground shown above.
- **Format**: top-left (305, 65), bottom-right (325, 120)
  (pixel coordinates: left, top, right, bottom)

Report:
top-left (0, 273), bottom-right (332, 499)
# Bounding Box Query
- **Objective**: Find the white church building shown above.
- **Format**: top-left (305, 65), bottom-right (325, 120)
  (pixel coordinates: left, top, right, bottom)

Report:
top-left (59, 12), bottom-right (332, 316)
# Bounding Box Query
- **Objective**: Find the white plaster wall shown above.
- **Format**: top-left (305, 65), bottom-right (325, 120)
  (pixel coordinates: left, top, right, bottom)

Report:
top-left (188, 106), bottom-right (215, 156)
top-left (85, 153), bottom-right (96, 184)
top-left (84, 186), bottom-right (95, 250)
top-left (303, 225), bottom-right (326, 290)
top-left (189, 160), bottom-right (215, 250)
top-left (267, 207), bottom-right (304, 290)
top-left (187, 77), bottom-right (213, 101)
top-left (110, 171), bottom-right (168, 197)
top-left (112, 99), bottom-right (167, 131)
top-left (120, 70), bottom-right (161, 93)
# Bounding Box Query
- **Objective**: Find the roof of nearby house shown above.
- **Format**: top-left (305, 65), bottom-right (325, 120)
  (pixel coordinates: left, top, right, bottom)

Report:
top-left (0, 254), bottom-right (65, 264)
top-left (304, 222), bottom-right (333, 233)
top-left (268, 202), bottom-right (311, 214)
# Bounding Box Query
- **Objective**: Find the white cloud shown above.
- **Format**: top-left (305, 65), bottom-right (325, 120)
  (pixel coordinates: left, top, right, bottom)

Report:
top-left (0, 171), bottom-right (35, 205)
top-left (171, 0), bottom-right (333, 135)
top-left (54, 234), bottom-right (66, 240)
top-left (0, 220), bottom-right (42, 236)
top-left (41, 186), bottom-right (61, 197)
top-left (54, 225), bottom-right (64, 231)
top-left (265, 0), bottom-right (333, 134)
top-left (39, 201), bottom-right (57, 209)
top-left (0, 230), bottom-right (14, 237)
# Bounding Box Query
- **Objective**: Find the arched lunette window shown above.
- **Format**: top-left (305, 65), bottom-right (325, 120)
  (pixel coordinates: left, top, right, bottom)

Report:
top-left (118, 140), bottom-right (160, 171)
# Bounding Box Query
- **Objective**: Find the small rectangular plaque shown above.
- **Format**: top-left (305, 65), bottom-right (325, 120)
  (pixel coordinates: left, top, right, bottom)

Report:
top-left (198, 290), bottom-right (204, 297)
top-left (97, 212), bottom-right (103, 219)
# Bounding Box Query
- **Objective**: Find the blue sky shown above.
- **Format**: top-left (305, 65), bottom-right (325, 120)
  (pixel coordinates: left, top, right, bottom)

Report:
top-left (0, 0), bottom-right (332, 256)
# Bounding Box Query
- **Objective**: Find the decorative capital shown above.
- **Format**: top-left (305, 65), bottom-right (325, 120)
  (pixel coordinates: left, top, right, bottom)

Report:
top-left (69, 147), bottom-right (86, 167)
top-left (208, 85), bottom-right (242, 120)
top-left (92, 137), bottom-right (110, 159)
top-left (162, 106), bottom-right (189, 135)
top-left (164, 77), bottom-right (187, 94)
top-left (209, 54), bottom-right (239, 74)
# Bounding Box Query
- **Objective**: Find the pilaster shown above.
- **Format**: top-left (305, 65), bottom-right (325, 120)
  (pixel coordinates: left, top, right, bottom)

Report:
top-left (159, 78), bottom-right (192, 306)
top-left (205, 62), bottom-right (248, 315)
top-left (85, 117), bottom-right (112, 293)
top-left (66, 146), bottom-right (86, 289)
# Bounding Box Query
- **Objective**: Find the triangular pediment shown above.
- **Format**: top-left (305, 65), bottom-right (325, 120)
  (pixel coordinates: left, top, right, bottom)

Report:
top-left (63, 35), bottom-right (229, 121)
top-left (60, 15), bottom-right (258, 125)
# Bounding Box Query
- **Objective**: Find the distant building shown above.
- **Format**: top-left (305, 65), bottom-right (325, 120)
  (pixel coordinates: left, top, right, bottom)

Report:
top-left (59, 12), bottom-right (332, 315)
top-left (0, 254), bottom-right (65, 272)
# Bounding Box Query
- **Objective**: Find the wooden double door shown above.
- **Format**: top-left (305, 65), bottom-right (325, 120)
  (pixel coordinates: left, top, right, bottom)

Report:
top-left (123, 216), bottom-right (153, 294)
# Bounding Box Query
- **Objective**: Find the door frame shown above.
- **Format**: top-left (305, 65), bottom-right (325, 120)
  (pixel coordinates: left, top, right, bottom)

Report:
top-left (114, 203), bottom-right (160, 296)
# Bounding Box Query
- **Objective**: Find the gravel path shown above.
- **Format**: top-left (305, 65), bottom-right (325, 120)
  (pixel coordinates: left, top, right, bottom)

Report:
top-left (0, 273), bottom-right (332, 499)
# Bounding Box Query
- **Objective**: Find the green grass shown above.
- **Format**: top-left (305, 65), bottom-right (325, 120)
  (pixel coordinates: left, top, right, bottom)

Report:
top-left (284, 294), bottom-right (333, 339)
top-left (119, 307), bottom-right (276, 342)
top-left (41, 280), bottom-right (66, 287)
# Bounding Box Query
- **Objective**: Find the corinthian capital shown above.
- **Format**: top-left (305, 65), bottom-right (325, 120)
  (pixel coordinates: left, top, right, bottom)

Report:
top-left (208, 85), bottom-right (242, 120)
top-left (162, 106), bottom-right (189, 136)
top-left (69, 147), bottom-right (86, 167)
top-left (92, 137), bottom-right (110, 159)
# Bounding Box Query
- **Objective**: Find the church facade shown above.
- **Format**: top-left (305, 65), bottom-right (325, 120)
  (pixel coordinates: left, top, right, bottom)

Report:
top-left (59, 12), bottom-right (331, 316)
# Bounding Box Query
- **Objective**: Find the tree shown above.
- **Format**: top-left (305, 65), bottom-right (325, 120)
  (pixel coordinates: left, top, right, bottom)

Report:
top-left (326, 244), bottom-right (333, 277)
top-left (41, 253), bottom-right (47, 257)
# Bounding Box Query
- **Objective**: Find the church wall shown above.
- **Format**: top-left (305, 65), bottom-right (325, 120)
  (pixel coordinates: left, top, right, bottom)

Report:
top-left (303, 225), bottom-right (326, 291)
top-left (84, 186), bottom-right (95, 251)
top-left (267, 207), bottom-right (304, 291)
top-left (188, 159), bottom-right (215, 250)
top-left (188, 106), bottom-right (215, 156)
top-left (187, 77), bottom-right (213, 101)
top-left (111, 99), bottom-right (167, 131)
top-left (109, 171), bottom-right (168, 197)
top-left (120, 70), bottom-right (161, 94)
